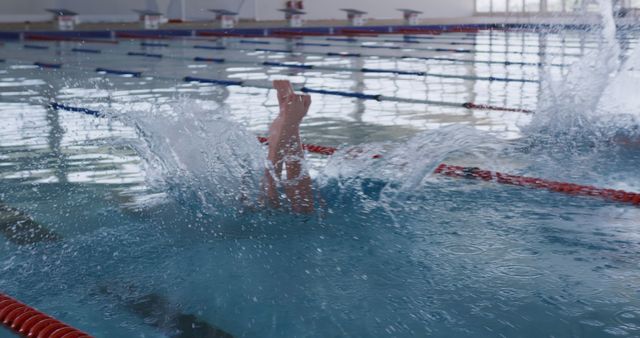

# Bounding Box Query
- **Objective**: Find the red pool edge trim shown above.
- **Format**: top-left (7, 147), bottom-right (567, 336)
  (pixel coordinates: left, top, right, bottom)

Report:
top-left (0, 293), bottom-right (93, 338)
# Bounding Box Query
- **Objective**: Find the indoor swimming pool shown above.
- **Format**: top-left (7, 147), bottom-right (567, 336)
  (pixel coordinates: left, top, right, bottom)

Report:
top-left (1, 24), bottom-right (640, 337)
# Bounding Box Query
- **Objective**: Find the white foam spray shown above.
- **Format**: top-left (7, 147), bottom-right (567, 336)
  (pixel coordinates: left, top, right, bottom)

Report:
top-left (525, 0), bottom-right (640, 142)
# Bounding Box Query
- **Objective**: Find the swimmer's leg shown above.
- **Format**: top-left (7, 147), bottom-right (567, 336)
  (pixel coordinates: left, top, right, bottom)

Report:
top-left (263, 80), bottom-right (314, 213)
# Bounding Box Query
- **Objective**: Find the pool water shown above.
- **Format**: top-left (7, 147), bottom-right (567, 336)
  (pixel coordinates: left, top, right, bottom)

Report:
top-left (2, 23), bottom-right (640, 338)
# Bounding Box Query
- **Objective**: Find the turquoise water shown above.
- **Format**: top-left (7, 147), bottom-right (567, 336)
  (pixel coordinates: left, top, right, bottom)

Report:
top-left (1, 27), bottom-right (640, 337)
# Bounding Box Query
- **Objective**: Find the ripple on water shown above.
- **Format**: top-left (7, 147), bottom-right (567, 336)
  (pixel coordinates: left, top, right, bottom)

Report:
top-left (497, 287), bottom-right (530, 299)
top-left (507, 247), bottom-right (541, 257)
top-left (495, 265), bottom-right (543, 278)
top-left (615, 309), bottom-right (640, 331)
top-left (442, 244), bottom-right (485, 255)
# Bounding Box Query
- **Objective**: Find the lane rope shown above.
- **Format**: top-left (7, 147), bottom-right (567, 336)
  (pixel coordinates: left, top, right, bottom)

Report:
top-left (0, 292), bottom-right (93, 338)
top-left (26, 41), bottom-right (539, 84)
top-left (47, 102), bottom-right (638, 207)
top-left (9, 57), bottom-right (533, 113)
top-left (434, 164), bottom-right (640, 206)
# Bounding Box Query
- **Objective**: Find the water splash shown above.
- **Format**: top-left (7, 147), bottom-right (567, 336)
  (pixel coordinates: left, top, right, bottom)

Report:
top-left (525, 0), bottom-right (640, 144)
top-left (319, 125), bottom-right (504, 202)
top-left (118, 99), bottom-right (266, 216)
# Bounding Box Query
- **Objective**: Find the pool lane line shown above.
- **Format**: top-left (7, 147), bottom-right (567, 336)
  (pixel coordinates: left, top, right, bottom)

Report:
top-left (210, 45), bottom-right (568, 68)
top-left (17, 42), bottom-right (542, 84)
top-left (10, 57), bottom-right (533, 113)
top-left (49, 102), bottom-right (104, 117)
top-left (10, 38), bottom-right (569, 69)
top-left (151, 40), bottom-right (567, 68)
top-left (44, 57), bottom-right (533, 112)
top-left (131, 49), bottom-right (539, 84)
top-left (126, 51), bottom-right (163, 58)
top-left (34, 62), bottom-right (63, 69)
top-left (218, 34), bottom-right (630, 60)
top-left (193, 45), bottom-right (226, 50)
top-left (140, 42), bottom-right (170, 47)
top-left (318, 34), bottom-right (606, 50)
top-left (0, 292), bottom-right (92, 337)
top-left (64, 44), bottom-right (540, 84)
top-left (95, 67), bottom-right (143, 77)
top-left (72, 48), bottom-right (102, 54)
top-left (434, 164), bottom-right (640, 207)
top-left (23, 44), bottom-right (49, 50)
top-left (229, 38), bottom-right (585, 58)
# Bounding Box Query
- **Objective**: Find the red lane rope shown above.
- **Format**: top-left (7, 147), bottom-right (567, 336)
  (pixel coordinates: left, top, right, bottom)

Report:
top-left (0, 293), bottom-right (92, 338)
top-left (258, 136), bottom-right (639, 206)
top-left (434, 164), bottom-right (640, 206)
top-left (257, 136), bottom-right (338, 155)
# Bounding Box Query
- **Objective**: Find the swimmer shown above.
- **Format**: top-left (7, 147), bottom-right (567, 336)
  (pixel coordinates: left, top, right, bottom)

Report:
top-left (262, 80), bottom-right (314, 213)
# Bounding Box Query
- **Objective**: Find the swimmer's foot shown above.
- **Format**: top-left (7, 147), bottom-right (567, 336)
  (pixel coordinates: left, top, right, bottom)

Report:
top-left (273, 80), bottom-right (311, 128)
top-left (268, 80), bottom-right (310, 156)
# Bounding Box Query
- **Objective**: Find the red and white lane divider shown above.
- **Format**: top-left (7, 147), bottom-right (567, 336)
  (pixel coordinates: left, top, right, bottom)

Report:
top-left (0, 293), bottom-right (92, 338)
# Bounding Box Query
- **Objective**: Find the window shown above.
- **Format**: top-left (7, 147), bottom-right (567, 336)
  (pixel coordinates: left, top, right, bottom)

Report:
top-left (509, 0), bottom-right (524, 12)
top-left (492, 0), bottom-right (507, 12)
top-left (565, 0), bottom-right (582, 11)
top-left (524, 0), bottom-right (541, 11)
top-left (477, 0), bottom-right (491, 12)
top-left (547, 0), bottom-right (565, 11)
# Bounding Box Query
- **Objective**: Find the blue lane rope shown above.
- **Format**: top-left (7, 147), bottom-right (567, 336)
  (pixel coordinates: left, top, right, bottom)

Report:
top-left (46, 44), bottom-right (537, 84)
top-left (193, 45), bottom-right (227, 50)
top-left (127, 52), bottom-right (163, 58)
top-left (49, 102), bottom-right (102, 117)
top-left (295, 42), bottom-right (332, 47)
top-left (400, 55), bottom-right (544, 67)
top-left (34, 62), bottom-right (62, 69)
top-left (255, 48), bottom-right (292, 53)
top-left (140, 42), bottom-right (170, 47)
top-left (95, 68), bottom-right (142, 77)
top-left (262, 61), bottom-right (314, 70)
top-left (183, 76), bottom-right (244, 86)
top-left (244, 36), bottom-right (584, 57)
top-left (326, 52), bottom-right (361, 57)
top-left (4, 54), bottom-right (535, 112)
top-left (384, 39), bottom-right (421, 44)
top-left (72, 48), bottom-right (102, 54)
top-left (300, 87), bottom-right (382, 101)
top-left (193, 57), bottom-right (225, 63)
top-left (326, 38), bottom-right (358, 42)
top-left (239, 40), bottom-right (270, 45)
top-left (251, 46), bottom-right (560, 67)
top-left (24, 44), bottom-right (49, 50)
top-left (360, 68), bottom-right (426, 76)
top-left (434, 48), bottom-right (472, 53)
top-left (361, 45), bottom-right (402, 50)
